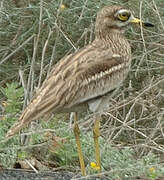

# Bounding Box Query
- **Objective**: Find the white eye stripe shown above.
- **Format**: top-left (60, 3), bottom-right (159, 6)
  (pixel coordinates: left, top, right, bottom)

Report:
top-left (117, 9), bottom-right (129, 15)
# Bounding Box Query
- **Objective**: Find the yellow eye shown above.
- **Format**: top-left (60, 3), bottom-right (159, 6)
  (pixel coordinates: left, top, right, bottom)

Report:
top-left (118, 13), bottom-right (129, 21)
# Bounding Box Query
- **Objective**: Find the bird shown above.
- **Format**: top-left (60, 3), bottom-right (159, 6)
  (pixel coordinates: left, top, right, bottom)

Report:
top-left (6, 5), bottom-right (153, 176)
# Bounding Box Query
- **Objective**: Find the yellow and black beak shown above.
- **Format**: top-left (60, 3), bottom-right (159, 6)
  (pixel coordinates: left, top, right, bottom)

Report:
top-left (130, 17), bottom-right (154, 27)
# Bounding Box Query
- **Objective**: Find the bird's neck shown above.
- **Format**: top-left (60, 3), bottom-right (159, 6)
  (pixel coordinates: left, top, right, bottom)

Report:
top-left (95, 27), bottom-right (125, 41)
top-left (95, 28), bottom-right (131, 58)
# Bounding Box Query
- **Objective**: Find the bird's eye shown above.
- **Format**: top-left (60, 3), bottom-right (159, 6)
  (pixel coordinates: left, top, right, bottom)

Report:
top-left (118, 13), bottom-right (129, 21)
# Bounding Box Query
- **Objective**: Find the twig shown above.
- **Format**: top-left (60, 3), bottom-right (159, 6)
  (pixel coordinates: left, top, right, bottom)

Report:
top-left (0, 34), bottom-right (36, 65)
top-left (25, 159), bottom-right (39, 173)
top-left (54, 23), bottom-right (77, 51)
top-left (109, 76), bottom-right (164, 113)
top-left (38, 29), bottom-right (53, 88)
top-left (152, 0), bottom-right (164, 30)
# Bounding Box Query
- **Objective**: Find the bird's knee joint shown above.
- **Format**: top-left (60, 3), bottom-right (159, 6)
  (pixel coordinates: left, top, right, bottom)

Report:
top-left (73, 123), bottom-right (80, 136)
top-left (93, 128), bottom-right (100, 138)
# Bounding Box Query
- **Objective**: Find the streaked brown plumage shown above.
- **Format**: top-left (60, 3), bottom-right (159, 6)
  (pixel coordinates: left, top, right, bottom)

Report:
top-left (6, 5), bottom-right (152, 139)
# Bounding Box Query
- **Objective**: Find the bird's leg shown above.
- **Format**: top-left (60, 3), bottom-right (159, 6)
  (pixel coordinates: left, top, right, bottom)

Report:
top-left (93, 114), bottom-right (101, 171)
top-left (73, 112), bottom-right (86, 176)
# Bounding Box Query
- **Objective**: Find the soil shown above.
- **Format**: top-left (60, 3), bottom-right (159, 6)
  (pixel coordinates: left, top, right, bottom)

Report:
top-left (0, 169), bottom-right (109, 180)
top-left (0, 169), bottom-right (163, 180)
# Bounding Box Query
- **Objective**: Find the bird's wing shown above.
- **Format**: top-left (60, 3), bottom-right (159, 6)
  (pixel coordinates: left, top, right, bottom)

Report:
top-left (6, 42), bottom-right (129, 138)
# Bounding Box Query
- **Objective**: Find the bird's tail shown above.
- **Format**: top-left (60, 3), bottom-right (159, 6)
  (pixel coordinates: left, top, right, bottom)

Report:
top-left (6, 118), bottom-right (27, 138)
top-left (6, 94), bottom-right (45, 138)
top-left (6, 107), bottom-right (35, 138)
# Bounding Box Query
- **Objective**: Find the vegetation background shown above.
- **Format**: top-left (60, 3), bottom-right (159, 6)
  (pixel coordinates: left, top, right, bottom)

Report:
top-left (0, 0), bottom-right (163, 179)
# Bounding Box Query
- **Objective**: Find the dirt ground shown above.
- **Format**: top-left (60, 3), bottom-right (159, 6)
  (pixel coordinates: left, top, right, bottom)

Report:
top-left (0, 169), bottom-right (111, 180)
top-left (0, 169), bottom-right (164, 180)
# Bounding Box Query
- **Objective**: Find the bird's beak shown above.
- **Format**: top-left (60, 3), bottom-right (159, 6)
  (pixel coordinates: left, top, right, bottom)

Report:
top-left (130, 17), bottom-right (154, 27)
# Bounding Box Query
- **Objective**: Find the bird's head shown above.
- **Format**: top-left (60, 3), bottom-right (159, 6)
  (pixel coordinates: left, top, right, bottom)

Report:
top-left (95, 5), bottom-right (154, 36)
